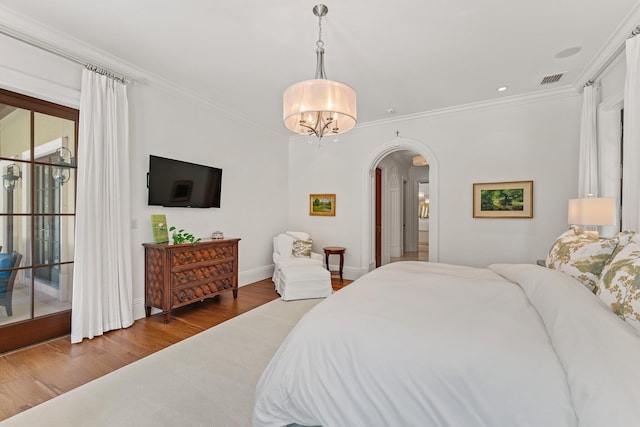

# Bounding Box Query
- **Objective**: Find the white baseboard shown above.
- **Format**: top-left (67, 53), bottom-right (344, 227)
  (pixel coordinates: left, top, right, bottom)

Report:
top-left (239, 265), bottom-right (274, 286)
top-left (133, 297), bottom-right (147, 320)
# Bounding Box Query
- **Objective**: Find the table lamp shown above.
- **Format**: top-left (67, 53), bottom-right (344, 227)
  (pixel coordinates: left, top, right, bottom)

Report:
top-left (568, 197), bottom-right (616, 238)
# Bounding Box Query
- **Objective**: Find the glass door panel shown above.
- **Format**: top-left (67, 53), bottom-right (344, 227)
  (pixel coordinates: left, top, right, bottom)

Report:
top-left (0, 212), bottom-right (31, 326)
top-left (0, 267), bottom-right (31, 327)
top-left (0, 104), bottom-right (30, 160)
top-left (0, 87), bottom-right (77, 352)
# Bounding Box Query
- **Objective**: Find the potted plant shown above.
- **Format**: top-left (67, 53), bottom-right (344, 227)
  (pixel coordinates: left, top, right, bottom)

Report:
top-left (169, 226), bottom-right (201, 246)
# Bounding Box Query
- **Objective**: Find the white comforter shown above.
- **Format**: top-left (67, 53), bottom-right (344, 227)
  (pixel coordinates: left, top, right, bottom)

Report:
top-left (253, 262), bottom-right (640, 427)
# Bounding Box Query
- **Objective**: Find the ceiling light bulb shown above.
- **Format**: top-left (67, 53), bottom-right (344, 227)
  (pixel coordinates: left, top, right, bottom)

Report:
top-left (497, 86), bottom-right (508, 92)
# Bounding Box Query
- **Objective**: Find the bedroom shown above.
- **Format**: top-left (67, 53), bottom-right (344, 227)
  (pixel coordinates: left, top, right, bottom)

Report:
top-left (0, 0), bottom-right (639, 424)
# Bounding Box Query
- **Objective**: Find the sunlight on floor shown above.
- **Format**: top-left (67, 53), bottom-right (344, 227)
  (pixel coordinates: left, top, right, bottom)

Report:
top-left (391, 243), bottom-right (429, 263)
top-left (0, 283), bottom-right (71, 326)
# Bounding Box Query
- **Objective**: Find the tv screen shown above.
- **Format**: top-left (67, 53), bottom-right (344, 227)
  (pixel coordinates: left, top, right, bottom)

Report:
top-left (147, 155), bottom-right (222, 208)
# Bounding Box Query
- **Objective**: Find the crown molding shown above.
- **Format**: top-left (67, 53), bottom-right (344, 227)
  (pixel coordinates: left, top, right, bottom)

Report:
top-left (354, 86), bottom-right (579, 131)
top-left (573, 2), bottom-right (640, 89)
top-left (0, 4), bottom-right (285, 139)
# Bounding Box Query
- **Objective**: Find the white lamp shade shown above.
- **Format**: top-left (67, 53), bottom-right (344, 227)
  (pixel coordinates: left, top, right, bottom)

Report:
top-left (283, 79), bottom-right (357, 135)
top-left (568, 198), bottom-right (616, 226)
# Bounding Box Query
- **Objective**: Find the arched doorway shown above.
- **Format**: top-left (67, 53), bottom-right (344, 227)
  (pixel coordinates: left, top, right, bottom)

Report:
top-left (360, 138), bottom-right (439, 272)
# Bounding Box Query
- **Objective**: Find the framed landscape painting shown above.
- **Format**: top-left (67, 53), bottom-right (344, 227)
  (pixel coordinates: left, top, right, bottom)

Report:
top-left (309, 194), bottom-right (336, 216)
top-left (473, 181), bottom-right (533, 218)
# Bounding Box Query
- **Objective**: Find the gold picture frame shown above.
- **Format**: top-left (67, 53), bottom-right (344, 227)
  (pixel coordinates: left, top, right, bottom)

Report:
top-left (473, 181), bottom-right (533, 218)
top-left (309, 194), bottom-right (336, 216)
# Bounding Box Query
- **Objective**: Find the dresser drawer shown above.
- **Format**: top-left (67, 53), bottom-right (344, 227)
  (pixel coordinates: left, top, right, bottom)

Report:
top-left (171, 244), bottom-right (235, 267)
top-left (171, 278), bottom-right (235, 306)
top-left (170, 262), bottom-right (234, 287)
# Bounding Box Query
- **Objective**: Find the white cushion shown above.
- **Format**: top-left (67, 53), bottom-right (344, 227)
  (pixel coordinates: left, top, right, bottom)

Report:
top-left (275, 234), bottom-right (295, 257)
top-left (279, 265), bottom-right (332, 301)
top-left (277, 257), bottom-right (322, 269)
top-left (286, 231), bottom-right (310, 241)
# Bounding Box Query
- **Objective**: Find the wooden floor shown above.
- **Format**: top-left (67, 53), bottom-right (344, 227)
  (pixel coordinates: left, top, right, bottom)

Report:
top-left (0, 277), bottom-right (351, 422)
top-left (390, 244), bottom-right (429, 263)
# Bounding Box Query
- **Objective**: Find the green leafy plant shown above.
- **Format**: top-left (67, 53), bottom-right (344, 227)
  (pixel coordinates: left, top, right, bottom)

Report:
top-left (169, 226), bottom-right (201, 245)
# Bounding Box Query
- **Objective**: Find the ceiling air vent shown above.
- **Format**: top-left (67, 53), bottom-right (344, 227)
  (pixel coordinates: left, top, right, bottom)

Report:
top-left (540, 73), bottom-right (564, 85)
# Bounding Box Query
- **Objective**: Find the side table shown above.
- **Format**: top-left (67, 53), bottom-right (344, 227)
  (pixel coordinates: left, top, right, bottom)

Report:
top-left (323, 246), bottom-right (346, 283)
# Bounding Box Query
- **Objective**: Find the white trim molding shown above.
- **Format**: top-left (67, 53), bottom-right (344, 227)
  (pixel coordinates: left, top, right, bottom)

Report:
top-left (360, 137), bottom-right (439, 275)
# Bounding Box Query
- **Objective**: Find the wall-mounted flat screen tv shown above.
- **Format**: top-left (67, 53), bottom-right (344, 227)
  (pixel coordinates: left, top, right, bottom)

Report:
top-left (147, 155), bottom-right (222, 208)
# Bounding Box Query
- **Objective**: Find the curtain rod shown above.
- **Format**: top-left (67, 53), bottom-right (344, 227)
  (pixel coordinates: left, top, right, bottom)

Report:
top-left (0, 26), bottom-right (132, 85)
top-left (588, 24), bottom-right (640, 86)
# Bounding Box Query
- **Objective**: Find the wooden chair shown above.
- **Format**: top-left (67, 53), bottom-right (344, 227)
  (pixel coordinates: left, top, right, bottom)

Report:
top-left (0, 251), bottom-right (23, 317)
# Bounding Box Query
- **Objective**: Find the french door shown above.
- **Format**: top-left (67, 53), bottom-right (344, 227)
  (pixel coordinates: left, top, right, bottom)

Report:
top-left (0, 88), bottom-right (78, 353)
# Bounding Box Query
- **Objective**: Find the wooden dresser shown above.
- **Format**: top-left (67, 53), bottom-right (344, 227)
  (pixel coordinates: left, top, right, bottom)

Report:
top-left (143, 238), bottom-right (240, 323)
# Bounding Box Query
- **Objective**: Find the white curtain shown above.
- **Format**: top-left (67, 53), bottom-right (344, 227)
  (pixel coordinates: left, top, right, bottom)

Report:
top-left (621, 34), bottom-right (640, 231)
top-left (578, 83), bottom-right (599, 197)
top-left (71, 69), bottom-right (133, 343)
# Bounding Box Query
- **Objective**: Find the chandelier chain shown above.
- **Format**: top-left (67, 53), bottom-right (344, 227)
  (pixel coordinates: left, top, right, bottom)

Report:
top-left (316, 13), bottom-right (324, 48)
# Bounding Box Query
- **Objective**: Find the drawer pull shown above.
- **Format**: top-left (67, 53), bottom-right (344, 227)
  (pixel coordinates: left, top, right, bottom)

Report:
top-left (177, 272), bottom-right (197, 282)
top-left (180, 290), bottom-right (195, 301)
top-left (178, 254), bottom-right (195, 263)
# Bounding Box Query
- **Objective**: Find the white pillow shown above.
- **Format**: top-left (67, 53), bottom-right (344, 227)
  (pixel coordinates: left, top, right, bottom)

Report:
top-left (597, 242), bottom-right (640, 333)
top-left (286, 231), bottom-right (310, 241)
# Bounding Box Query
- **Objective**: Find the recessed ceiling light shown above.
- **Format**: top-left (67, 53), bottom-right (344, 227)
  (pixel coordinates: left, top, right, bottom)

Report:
top-left (497, 86), bottom-right (508, 92)
top-left (555, 47), bottom-right (582, 59)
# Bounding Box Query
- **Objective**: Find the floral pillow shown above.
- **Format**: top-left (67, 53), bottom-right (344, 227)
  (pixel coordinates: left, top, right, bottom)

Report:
top-left (610, 230), bottom-right (637, 258)
top-left (292, 239), bottom-right (313, 257)
top-left (546, 227), bottom-right (618, 292)
top-left (596, 242), bottom-right (640, 333)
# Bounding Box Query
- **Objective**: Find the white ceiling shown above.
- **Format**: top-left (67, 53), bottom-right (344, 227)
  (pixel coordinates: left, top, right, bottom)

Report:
top-left (0, 0), bottom-right (639, 138)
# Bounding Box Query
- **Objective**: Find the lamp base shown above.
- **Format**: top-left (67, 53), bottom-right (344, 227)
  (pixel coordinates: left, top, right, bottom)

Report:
top-left (584, 230), bottom-right (599, 239)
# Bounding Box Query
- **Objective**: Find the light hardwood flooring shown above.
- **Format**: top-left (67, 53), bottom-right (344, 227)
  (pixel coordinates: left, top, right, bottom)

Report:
top-left (0, 277), bottom-right (351, 421)
top-left (391, 243), bottom-right (429, 262)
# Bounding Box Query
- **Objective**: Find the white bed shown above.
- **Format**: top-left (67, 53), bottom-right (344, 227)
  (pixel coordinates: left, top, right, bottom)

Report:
top-left (253, 261), bottom-right (640, 427)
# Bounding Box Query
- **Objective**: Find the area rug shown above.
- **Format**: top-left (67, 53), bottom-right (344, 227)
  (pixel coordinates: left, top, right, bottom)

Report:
top-left (0, 298), bottom-right (322, 427)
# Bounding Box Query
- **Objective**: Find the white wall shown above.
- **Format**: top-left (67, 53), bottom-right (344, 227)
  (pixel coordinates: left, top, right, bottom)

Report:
top-left (288, 93), bottom-right (582, 275)
top-left (128, 84), bottom-right (289, 317)
top-left (0, 33), bottom-right (289, 320)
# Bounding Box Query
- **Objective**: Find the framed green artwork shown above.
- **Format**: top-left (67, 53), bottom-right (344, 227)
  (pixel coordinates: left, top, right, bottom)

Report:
top-left (473, 181), bottom-right (533, 218)
top-left (309, 194), bottom-right (336, 216)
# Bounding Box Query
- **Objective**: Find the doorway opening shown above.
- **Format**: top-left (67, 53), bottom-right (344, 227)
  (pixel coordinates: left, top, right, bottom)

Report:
top-left (416, 181), bottom-right (429, 261)
top-left (362, 138), bottom-right (438, 272)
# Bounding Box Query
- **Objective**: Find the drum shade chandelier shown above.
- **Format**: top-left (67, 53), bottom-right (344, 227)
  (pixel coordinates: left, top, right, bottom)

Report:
top-left (283, 4), bottom-right (357, 140)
